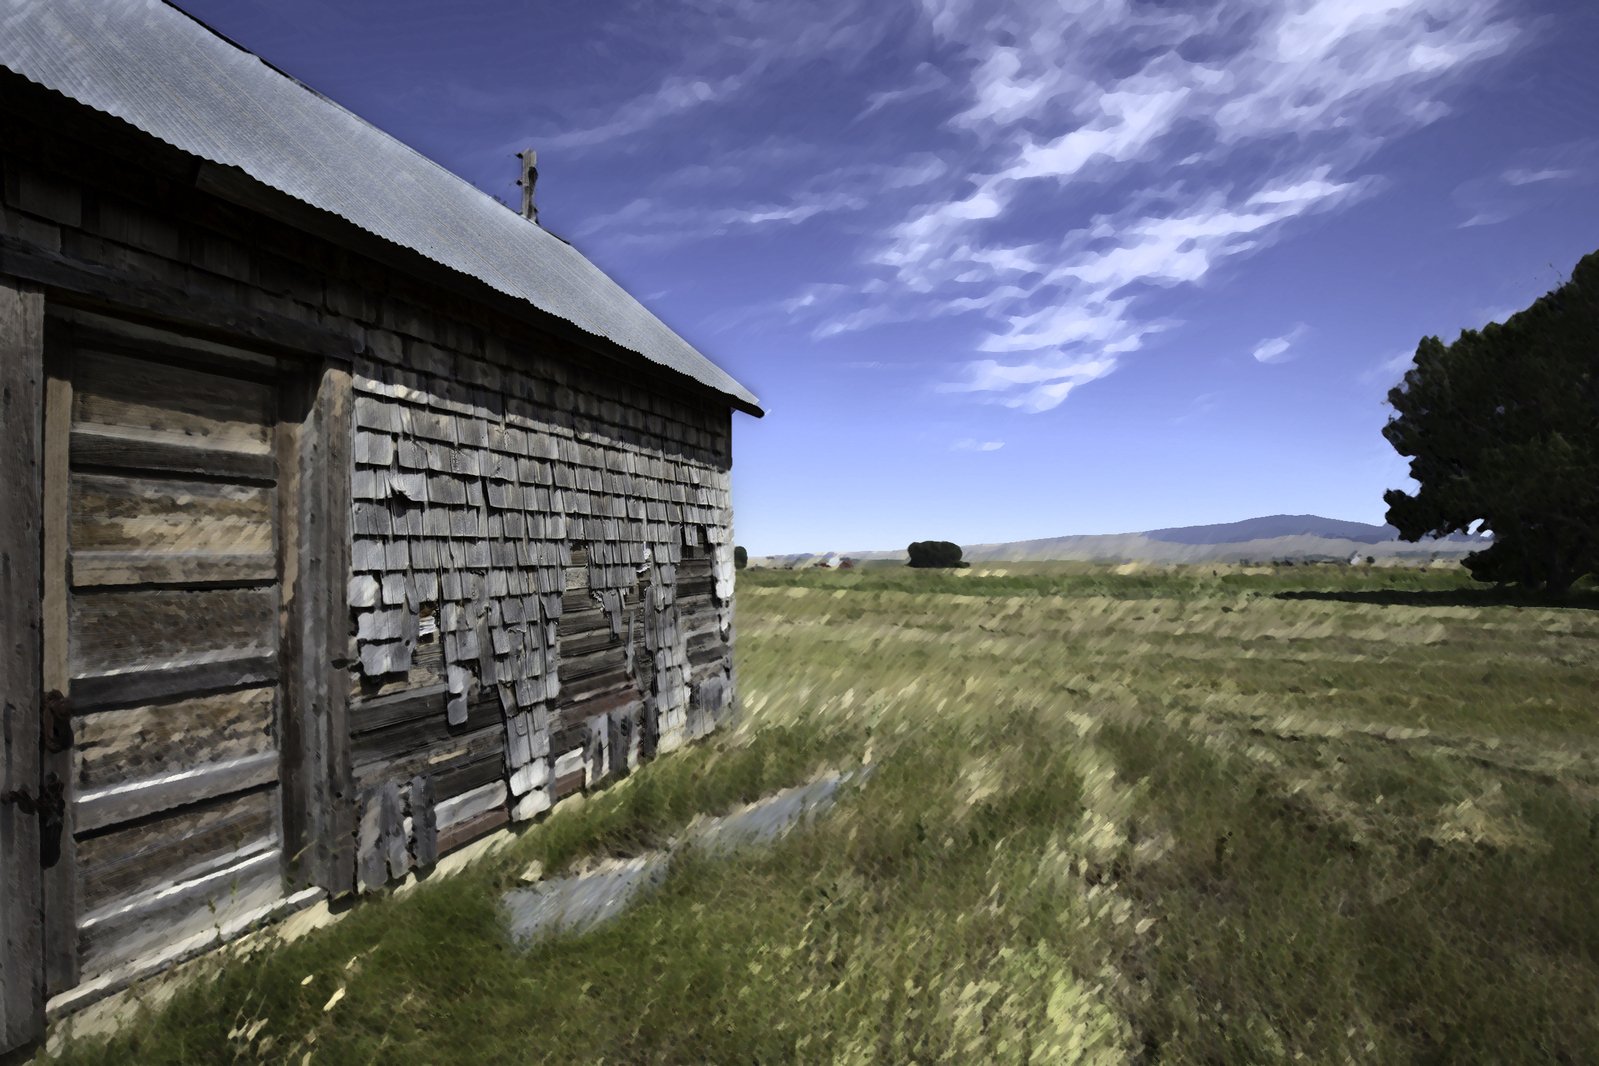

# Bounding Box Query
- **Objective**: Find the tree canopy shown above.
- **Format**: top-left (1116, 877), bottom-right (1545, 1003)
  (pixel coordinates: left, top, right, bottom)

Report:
top-left (1383, 250), bottom-right (1599, 594)
top-left (734, 545), bottom-right (748, 570)
top-left (907, 540), bottom-right (966, 568)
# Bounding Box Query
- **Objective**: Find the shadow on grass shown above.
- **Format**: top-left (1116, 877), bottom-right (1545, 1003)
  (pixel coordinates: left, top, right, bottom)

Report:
top-left (1274, 586), bottom-right (1599, 611)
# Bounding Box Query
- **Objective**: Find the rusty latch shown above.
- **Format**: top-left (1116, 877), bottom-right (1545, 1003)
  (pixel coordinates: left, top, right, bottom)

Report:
top-left (2, 773), bottom-right (67, 866)
top-left (44, 689), bottom-right (72, 753)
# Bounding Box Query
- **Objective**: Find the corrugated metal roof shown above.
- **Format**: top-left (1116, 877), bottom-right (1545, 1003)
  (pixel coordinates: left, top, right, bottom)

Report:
top-left (0, 0), bottom-right (762, 413)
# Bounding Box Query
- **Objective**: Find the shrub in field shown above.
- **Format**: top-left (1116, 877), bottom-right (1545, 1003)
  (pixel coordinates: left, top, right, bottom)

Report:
top-left (907, 540), bottom-right (967, 568)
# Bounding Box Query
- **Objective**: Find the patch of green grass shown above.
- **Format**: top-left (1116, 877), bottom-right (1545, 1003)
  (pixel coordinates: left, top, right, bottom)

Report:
top-left (43, 563), bottom-right (1599, 1064)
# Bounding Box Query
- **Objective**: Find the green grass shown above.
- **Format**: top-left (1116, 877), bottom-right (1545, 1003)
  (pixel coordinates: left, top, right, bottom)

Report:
top-left (43, 563), bottom-right (1599, 1064)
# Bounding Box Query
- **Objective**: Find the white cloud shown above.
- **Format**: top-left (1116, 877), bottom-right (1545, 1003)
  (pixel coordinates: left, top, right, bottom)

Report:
top-left (951, 438), bottom-right (1006, 451)
top-left (1252, 324), bottom-right (1310, 363)
top-left (1502, 166), bottom-right (1575, 186)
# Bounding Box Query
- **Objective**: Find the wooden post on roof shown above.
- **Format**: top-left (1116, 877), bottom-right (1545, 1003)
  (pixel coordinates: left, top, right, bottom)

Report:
top-left (517, 148), bottom-right (539, 225)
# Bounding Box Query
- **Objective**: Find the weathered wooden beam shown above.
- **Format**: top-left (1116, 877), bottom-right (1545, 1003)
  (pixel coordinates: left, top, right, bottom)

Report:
top-left (281, 364), bottom-right (356, 897)
top-left (0, 276), bottom-right (45, 1055)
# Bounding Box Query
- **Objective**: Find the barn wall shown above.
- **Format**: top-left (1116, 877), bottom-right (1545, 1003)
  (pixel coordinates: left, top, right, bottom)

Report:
top-left (0, 83), bottom-right (742, 1022)
top-left (341, 358), bottom-right (736, 890)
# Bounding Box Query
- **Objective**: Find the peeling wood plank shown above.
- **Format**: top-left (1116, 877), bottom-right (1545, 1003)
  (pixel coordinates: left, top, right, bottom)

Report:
top-left (356, 790), bottom-right (385, 893)
top-left (409, 775), bottom-right (437, 870)
top-left (380, 781), bottom-right (408, 882)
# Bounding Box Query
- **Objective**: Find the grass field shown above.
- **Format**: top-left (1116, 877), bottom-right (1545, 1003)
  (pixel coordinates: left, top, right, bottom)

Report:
top-left (43, 563), bottom-right (1599, 1064)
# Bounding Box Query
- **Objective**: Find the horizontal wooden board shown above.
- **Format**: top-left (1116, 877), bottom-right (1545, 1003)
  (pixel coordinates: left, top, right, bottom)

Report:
top-left (353, 721), bottom-right (504, 791)
top-left (431, 751), bottom-right (506, 802)
top-left (71, 550), bottom-right (277, 587)
top-left (69, 587), bottom-right (277, 678)
top-left (60, 309), bottom-right (283, 377)
top-left (71, 425), bottom-right (276, 481)
top-left (436, 807), bottom-right (509, 856)
top-left (71, 652), bottom-right (277, 710)
top-left (77, 848), bottom-right (283, 979)
top-left (73, 686), bottom-right (275, 792)
top-left (76, 788), bottom-right (278, 912)
top-left (434, 780), bottom-right (507, 831)
top-left (74, 751), bottom-right (278, 833)
top-left (69, 472), bottom-right (274, 558)
top-left (73, 348), bottom-right (274, 455)
top-left (348, 683), bottom-right (452, 737)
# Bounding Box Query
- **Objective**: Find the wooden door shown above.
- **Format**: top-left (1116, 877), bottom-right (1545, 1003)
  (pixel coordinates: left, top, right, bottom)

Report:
top-left (44, 312), bottom-right (288, 993)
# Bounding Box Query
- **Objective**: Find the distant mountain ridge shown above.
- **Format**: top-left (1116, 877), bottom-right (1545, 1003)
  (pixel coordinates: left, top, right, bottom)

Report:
top-left (754, 514), bottom-right (1489, 568)
top-left (1143, 513), bottom-right (1481, 546)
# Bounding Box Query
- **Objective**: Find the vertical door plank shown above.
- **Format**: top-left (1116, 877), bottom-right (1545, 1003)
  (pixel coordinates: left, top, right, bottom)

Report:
top-left (0, 278), bottom-right (44, 1054)
top-left (40, 323), bottom-right (77, 996)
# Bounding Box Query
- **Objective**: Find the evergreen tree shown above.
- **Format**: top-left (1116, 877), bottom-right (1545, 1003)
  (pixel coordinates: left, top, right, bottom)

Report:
top-left (1383, 250), bottom-right (1599, 593)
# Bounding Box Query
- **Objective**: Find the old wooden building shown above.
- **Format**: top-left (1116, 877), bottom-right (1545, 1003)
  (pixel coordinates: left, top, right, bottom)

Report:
top-left (0, 0), bottom-right (761, 1050)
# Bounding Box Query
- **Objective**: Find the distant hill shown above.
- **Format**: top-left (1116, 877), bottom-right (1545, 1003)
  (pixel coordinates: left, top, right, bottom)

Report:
top-left (1144, 514), bottom-right (1482, 546)
top-left (752, 514), bottom-right (1490, 568)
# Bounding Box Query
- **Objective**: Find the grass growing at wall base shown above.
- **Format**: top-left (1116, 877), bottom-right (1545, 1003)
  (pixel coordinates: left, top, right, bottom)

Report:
top-left (41, 563), bottom-right (1599, 1064)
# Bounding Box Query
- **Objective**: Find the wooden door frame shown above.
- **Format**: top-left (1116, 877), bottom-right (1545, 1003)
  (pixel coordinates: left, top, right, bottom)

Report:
top-left (0, 276), bottom-right (45, 1055)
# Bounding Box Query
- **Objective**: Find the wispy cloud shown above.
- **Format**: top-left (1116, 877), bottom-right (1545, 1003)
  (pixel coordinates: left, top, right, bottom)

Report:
top-left (1503, 166), bottom-right (1575, 186)
top-left (785, 0), bottom-right (1520, 412)
top-left (526, 1), bottom-right (899, 155)
top-left (1252, 324), bottom-right (1309, 364)
top-left (1360, 348), bottom-right (1417, 385)
top-left (857, 62), bottom-right (950, 120)
top-left (539, 74), bottom-right (744, 151)
top-left (577, 156), bottom-right (948, 249)
top-left (951, 438), bottom-right (1005, 451)
top-left (1455, 137), bottom-right (1597, 227)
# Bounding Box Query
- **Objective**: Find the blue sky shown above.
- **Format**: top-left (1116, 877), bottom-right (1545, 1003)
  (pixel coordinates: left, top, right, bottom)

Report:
top-left (177, 0), bottom-right (1599, 555)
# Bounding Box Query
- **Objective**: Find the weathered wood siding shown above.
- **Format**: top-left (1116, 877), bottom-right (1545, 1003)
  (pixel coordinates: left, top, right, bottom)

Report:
top-left (343, 361), bottom-right (735, 886)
